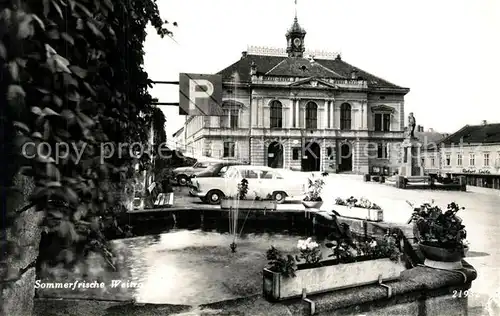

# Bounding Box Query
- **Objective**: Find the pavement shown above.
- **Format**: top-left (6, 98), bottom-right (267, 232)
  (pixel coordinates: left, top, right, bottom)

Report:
top-left (37, 172), bottom-right (500, 315)
top-left (165, 172), bottom-right (500, 314)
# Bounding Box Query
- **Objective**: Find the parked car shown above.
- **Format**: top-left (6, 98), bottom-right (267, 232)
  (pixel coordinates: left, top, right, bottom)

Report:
top-left (172, 161), bottom-right (221, 185)
top-left (188, 161), bottom-right (247, 196)
top-left (190, 165), bottom-right (305, 205)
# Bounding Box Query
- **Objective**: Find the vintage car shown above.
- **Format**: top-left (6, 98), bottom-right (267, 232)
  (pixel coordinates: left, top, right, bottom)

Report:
top-left (188, 161), bottom-right (247, 196)
top-left (172, 160), bottom-right (221, 185)
top-left (190, 165), bottom-right (305, 205)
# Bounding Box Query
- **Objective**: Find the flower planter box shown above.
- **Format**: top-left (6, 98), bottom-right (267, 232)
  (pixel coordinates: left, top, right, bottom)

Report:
top-left (220, 199), bottom-right (277, 210)
top-left (263, 258), bottom-right (404, 301)
top-left (333, 204), bottom-right (384, 222)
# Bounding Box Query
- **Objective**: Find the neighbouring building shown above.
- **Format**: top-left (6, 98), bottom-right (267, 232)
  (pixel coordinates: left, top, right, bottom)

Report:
top-left (417, 125), bottom-right (450, 175)
top-left (437, 121), bottom-right (500, 190)
top-left (183, 13), bottom-right (410, 174)
top-left (172, 126), bottom-right (187, 153)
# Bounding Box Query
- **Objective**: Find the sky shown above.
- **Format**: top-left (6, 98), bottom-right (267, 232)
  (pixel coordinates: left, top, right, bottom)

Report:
top-left (143, 0), bottom-right (500, 140)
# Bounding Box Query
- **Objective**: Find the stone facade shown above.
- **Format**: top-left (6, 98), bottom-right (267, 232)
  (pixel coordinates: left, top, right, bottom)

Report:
top-left (183, 16), bottom-right (409, 174)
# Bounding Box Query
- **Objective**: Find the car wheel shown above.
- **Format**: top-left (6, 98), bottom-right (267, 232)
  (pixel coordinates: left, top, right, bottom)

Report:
top-left (206, 190), bottom-right (224, 205)
top-left (177, 175), bottom-right (188, 186)
top-left (272, 191), bottom-right (287, 204)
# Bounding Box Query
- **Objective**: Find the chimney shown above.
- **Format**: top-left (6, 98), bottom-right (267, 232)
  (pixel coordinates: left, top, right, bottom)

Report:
top-left (482, 120), bottom-right (487, 125)
top-left (428, 128), bottom-right (434, 132)
top-left (350, 68), bottom-right (358, 79)
top-left (250, 61), bottom-right (257, 76)
top-left (241, 51), bottom-right (247, 59)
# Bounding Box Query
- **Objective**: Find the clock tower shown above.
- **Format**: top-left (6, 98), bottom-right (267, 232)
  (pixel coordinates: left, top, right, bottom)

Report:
top-left (286, 14), bottom-right (306, 58)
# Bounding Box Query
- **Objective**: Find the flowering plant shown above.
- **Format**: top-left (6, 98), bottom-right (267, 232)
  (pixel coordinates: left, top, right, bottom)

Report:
top-left (335, 196), bottom-right (381, 210)
top-left (296, 238), bottom-right (322, 264)
top-left (326, 233), bottom-right (401, 263)
top-left (225, 178), bottom-right (249, 200)
top-left (266, 246), bottom-right (297, 277)
top-left (266, 231), bottom-right (401, 278)
top-left (411, 201), bottom-right (467, 250)
top-left (303, 175), bottom-right (325, 202)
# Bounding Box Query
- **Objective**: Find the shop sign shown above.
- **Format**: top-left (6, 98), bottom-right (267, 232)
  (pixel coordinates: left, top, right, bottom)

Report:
top-left (462, 168), bottom-right (491, 174)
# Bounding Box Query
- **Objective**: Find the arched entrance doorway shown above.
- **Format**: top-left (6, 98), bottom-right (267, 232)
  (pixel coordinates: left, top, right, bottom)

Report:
top-left (338, 143), bottom-right (352, 172)
top-left (301, 142), bottom-right (321, 172)
top-left (267, 141), bottom-right (284, 168)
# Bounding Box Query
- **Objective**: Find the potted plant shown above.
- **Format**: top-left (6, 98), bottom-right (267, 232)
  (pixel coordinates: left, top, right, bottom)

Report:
top-left (302, 175), bottom-right (325, 209)
top-left (263, 226), bottom-right (404, 301)
top-left (334, 196), bottom-right (384, 222)
top-left (410, 201), bottom-right (468, 270)
top-left (220, 179), bottom-right (277, 210)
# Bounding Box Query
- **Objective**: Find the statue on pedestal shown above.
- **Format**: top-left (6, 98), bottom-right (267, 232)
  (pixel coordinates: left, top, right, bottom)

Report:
top-left (407, 112), bottom-right (416, 139)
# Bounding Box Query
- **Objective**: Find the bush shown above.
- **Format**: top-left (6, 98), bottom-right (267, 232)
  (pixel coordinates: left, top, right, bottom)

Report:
top-left (1, 0), bottom-right (175, 278)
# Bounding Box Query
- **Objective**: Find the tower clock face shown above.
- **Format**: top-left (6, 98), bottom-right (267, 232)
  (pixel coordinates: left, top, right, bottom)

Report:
top-left (293, 38), bottom-right (302, 47)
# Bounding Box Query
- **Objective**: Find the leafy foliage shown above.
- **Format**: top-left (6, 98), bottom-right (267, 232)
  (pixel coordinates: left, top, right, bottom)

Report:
top-left (254, 193), bottom-right (273, 201)
top-left (266, 246), bottom-right (297, 278)
top-left (237, 178), bottom-right (248, 200)
top-left (335, 196), bottom-right (382, 210)
top-left (1, 0), bottom-right (174, 279)
top-left (325, 228), bottom-right (401, 263)
top-left (303, 174), bottom-right (324, 202)
top-left (411, 202), bottom-right (467, 250)
top-left (266, 225), bottom-right (401, 278)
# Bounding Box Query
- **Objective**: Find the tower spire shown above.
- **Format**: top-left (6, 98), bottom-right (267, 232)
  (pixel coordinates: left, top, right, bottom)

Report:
top-left (286, 0), bottom-right (306, 57)
top-left (294, 0), bottom-right (298, 21)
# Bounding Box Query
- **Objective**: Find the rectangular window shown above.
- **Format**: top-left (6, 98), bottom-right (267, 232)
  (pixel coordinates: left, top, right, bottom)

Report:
top-left (431, 157), bottom-right (435, 167)
top-left (306, 107), bottom-right (317, 129)
top-left (221, 110), bottom-right (239, 128)
top-left (457, 154), bottom-right (462, 166)
top-left (377, 142), bottom-right (388, 158)
top-left (383, 114), bottom-right (391, 131)
top-left (484, 153), bottom-right (490, 166)
top-left (241, 169), bottom-right (259, 179)
top-left (374, 113), bottom-right (382, 131)
top-left (230, 110), bottom-right (238, 128)
top-left (469, 153), bottom-right (475, 166)
top-left (292, 147), bottom-right (300, 160)
top-left (327, 103), bottom-right (331, 128)
top-left (270, 103), bottom-right (282, 128)
top-left (221, 110), bottom-right (229, 128)
top-left (421, 157), bottom-right (425, 166)
top-left (374, 113), bottom-right (391, 132)
top-left (223, 142), bottom-right (235, 158)
top-left (445, 154), bottom-right (451, 166)
top-left (327, 147), bottom-right (334, 160)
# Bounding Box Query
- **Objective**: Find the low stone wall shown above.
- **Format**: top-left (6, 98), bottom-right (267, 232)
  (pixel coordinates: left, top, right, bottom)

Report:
top-left (1, 175), bottom-right (42, 316)
top-left (34, 264), bottom-right (477, 316)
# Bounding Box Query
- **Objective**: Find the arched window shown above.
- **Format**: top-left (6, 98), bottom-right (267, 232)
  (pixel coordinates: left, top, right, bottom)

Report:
top-left (340, 103), bottom-right (351, 130)
top-left (305, 102), bottom-right (318, 129)
top-left (270, 100), bottom-right (283, 128)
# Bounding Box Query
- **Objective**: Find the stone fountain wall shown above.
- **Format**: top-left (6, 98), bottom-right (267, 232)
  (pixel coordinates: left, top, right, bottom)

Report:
top-left (1, 174), bottom-right (42, 316)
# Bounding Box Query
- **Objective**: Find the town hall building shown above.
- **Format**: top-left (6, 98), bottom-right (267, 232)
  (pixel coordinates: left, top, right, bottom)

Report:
top-left (183, 13), bottom-right (410, 174)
